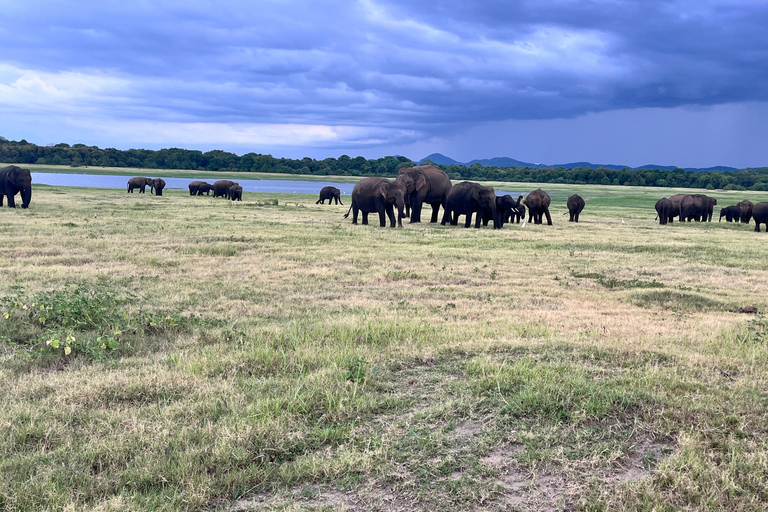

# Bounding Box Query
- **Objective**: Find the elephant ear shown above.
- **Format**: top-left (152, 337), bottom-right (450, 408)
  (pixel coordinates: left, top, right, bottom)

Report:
top-left (380, 183), bottom-right (389, 200)
top-left (7, 167), bottom-right (18, 184)
top-left (415, 173), bottom-right (427, 191)
top-left (471, 186), bottom-right (481, 203)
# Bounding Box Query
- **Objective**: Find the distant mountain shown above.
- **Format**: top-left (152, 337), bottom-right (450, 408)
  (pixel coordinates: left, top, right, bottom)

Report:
top-left (418, 153), bottom-right (742, 172)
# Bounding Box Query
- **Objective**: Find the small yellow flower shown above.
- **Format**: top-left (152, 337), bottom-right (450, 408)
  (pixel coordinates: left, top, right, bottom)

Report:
top-left (64, 346), bottom-right (72, 356)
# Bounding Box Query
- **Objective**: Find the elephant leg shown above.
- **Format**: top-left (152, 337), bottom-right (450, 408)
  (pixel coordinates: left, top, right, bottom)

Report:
top-left (0, 195), bottom-right (3, 207)
top-left (569, 212), bottom-right (574, 222)
top-left (574, 212), bottom-right (580, 222)
top-left (385, 205), bottom-right (395, 227)
top-left (352, 206), bottom-right (359, 224)
top-left (379, 208), bottom-right (387, 227)
top-left (440, 208), bottom-right (450, 225)
top-left (362, 212), bottom-right (369, 225)
top-left (430, 203), bottom-right (440, 223)
top-left (474, 211), bottom-right (482, 229)
top-left (411, 201), bottom-right (422, 223)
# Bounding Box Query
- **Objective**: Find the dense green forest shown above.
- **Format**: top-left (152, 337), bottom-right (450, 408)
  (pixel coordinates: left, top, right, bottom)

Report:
top-left (2, 137), bottom-right (768, 190)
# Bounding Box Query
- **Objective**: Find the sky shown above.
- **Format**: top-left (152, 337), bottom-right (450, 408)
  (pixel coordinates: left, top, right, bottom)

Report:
top-left (1, 0), bottom-right (767, 168)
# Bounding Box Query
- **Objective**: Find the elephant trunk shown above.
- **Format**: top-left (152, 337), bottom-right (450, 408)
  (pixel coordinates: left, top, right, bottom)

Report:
top-left (20, 185), bottom-right (32, 209)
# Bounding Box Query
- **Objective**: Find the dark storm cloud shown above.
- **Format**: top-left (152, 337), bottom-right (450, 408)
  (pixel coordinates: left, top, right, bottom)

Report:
top-left (1, 0), bottom-right (767, 150)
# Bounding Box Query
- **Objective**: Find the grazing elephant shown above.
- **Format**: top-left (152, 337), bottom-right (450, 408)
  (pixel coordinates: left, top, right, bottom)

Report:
top-left (752, 202), bottom-right (768, 232)
top-left (151, 178), bottom-right (166, 196)
top-left (655, 198), bottom-right (674, 225)
top-left (484, 194), bottom-right (522, 227)
top-left (188, 181), bottom-right (213, 196)
top-left (213, 180), bottom-right (237, 198)
top-left (737, 199), bottom-right (754, 223)
top-left (127, 177), bottom-right (153, 193)
top-left (343, 177), bottom-right (406, 227)
top-left (0, 165), bottom-right (32, 209)
top-left (441, 181), bottom-right (499, 229)
top-left (316, 186), bottom-right (343, 205)
top-left (509, 202), bottom-right (526, 223)
top-left (395, 165), bottom-right (453, 223)
top-left (524, 188), bottom-right (552, 225)
top-left (719, 205), bottom-right (741, 222)
top-left (566, 194), bottom-right (585, 222)
top-left (229, 184), bottom-right (243, 201)
top-left (679, 194), bottom-right (709, 222)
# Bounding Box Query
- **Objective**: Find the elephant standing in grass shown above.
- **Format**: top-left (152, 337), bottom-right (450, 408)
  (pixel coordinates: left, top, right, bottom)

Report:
top-left (343, 177), bottom-right (406, 227)
top-left (524, 188), bottom-right (552, 225)
top-left (702, 196), bottom-right (717, 222)
top-left (483, 194), bottom-right (522, 228)
top-left (655, 198), bottom-right (674, 225)
top-left (751, 202), bottom-right (768, 232)
top-left (0, 165), bottom-right (32, 208)
top-left (679, 194), bottom-right (709, 222)
top-left (737, 199), bottom-right (754, 223)
top-left (719, 206), bottom-right (741, 222)
top-left (189, 181), bottom-right (213, 196)
top-left (509, 202), bottom-right (525, 223)
top-left (213, 180), bottom-right (237, 198)
top-left (151, 178), bottom-right (166, 196)
top-left (441, 181), bottom-right (499, 229)
top-left (395, 165), bottom-right (452, 223)
top-left (127, 177), bottom-right (153, 193)
top-left (316, 186), bottom-right (343, 205)
top-left (566, 194), bottom-right (585, 222)
top-left (229, 184), bottom-right (243, 201)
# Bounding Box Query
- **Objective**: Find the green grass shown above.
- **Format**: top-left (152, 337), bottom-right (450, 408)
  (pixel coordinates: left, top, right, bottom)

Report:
top-left (1, 183), bottom-right (767, 511)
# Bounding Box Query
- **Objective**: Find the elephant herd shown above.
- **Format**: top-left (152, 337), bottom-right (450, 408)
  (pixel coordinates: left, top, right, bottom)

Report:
top-left (655, 193), bottom-right (768, 232)
top-left (126, 177), bottom-right (242, 201)
top-left (336, 165), bottom-right (586, 229)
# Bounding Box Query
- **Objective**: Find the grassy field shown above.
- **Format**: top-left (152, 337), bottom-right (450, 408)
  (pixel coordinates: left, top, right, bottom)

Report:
top-left (1, 182), bottom-right (767, 512)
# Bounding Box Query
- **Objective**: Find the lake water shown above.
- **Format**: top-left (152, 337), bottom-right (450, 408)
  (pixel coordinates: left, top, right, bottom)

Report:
top-left (30, 172), bottom-right (524, 196)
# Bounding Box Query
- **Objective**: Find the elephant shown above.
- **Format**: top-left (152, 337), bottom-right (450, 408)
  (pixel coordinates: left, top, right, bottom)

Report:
top-left (737, 199), bottom-right (754, 223)
top-left (395, 165), bottom-right (453, 223)
top-left (127, 177), bottom-right (153, 193)
top-left (655, 198), bottom-right (674, 225)
top-left (229, 184), bottom-right (243, 201)
top-left (484, 194), bottom-right (522, 227)
top-left (719, 205), bottom-right (741, 222)
top-left (523, 188), bottom-right (552, 225)
top-left (702, 195), bottom-right (717, 222)
top-left (667, 194), bottom-right (687, 220)
top-left (441, 181), bottom-right (499, 229)
top-left (343, 177), bottom-right (406, 227)
top-left (751, 202), bottom-right (768, 232)
top-left (679, 194), bottom-right (710, 222)
top-left (509, 202), bottom-right (526, 223)
top-left (566, 194), bottom-right (585, 222)
top-left (0, 165), bottom-right (32, 209)
top-left (316, 186), bottom-right (343, 205)
top-left (150, 178), bottom-right (166, 196)
top-left (213, 180), bottom-right (237, 198)
top-left (188, 181), bottom-right (213, 196)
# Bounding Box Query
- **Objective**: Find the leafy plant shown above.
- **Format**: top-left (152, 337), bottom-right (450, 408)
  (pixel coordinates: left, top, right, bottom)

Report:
top-left (344, 355), bottom-right (368, 383)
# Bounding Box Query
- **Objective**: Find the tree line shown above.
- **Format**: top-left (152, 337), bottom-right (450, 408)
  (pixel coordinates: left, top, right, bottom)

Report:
top-left (2, 137), bottom-right (768, 191)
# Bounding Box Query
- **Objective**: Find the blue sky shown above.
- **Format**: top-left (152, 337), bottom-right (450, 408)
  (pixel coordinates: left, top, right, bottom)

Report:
top-left (1, 0), bottom-right (767, 167)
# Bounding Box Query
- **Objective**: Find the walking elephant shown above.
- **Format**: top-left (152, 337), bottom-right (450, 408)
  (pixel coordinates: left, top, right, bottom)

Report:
top-left (719, 205), bottom-right (741, 222)
top-left (441, 181), bottom-right (499, 229)
top-left (566, 194), bottom-right (585, 222)
top-left (151, 178), bottom-right (166, 196)
top-left (524, 188), bottom-right (552, 225)
top-left (213, 180), bottom-right (237, 198)
top-left (343, 177), bottom-right (405, 227)
top-left (752, 202), bottom-right (768, 232)
top-left (127, 177), bottom-right (153, 193)
top-left (316, 186), bottom-right (343, 205)
top-left (395, 165), bottom-right (452, 223)
top-left (655, 198), bottom-right (674, 225)
top-left (189, 181), bottom-right (213, 196)
top-left (737, 199), bottom-right (754, 223)
top-left (0, 165), bottom-right (32, 209)
top-left (229, 184), bottom-right (243, 201)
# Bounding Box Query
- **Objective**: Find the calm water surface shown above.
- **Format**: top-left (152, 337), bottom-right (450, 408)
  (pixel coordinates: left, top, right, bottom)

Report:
top-left (30, 172), bottom-right (524, 196)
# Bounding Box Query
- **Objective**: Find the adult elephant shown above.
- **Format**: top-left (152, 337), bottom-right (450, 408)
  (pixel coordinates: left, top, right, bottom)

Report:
top-left (719, 205), bottom-right (740, 222)
top-left (213, 180), bottom-right (237, 198)
top-left (667, 194), bottom-right (687, 221)
top-left (0, 165), bottom-right (32, 209)
top-left (188, 181), bottom-right (213, 196)
top-left (679, 194), bottom-right (709, 222)
top-left (229, 184), bottom-right (243, 201)
top-left (151, 178), bottom-right (166, 196)
top-left (316, 186), bottom-right (343, 205)
top-left (127, 177), bottom-right (153, 193)
top-left (751, 202), bottom-right (768, 232)
top-left (737, 199), bottom-right (754, 223)
top-left (395, 165), bottom-right (452, 223)
top-left (566, 194), bottom-right (585, 222)
top-left (702, 196), bottom-right (717, 222)
top-left (343, 177), bottom-right (405, 227)
top-left (524, 188), bottom-right (552, 225)
top-left (441, 181), bottom-right (499, 229)
top-left (655, 198), bottom-right (674, 225)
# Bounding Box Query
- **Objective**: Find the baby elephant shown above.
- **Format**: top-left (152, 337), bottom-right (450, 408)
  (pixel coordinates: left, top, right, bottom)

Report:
top-left (229, 184), bottom-right (243, 201)
top-left (566, 194), bottom-right (585, 222)
top-left (317, 186), bottom-right (343, 205)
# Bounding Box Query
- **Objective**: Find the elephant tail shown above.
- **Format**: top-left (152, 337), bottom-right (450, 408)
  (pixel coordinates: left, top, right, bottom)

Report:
top-left (563, 212), bottom-right (568, 215)
top-left (343, 205), bottom-right (352, 218)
